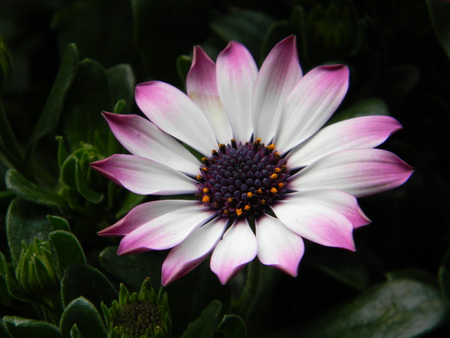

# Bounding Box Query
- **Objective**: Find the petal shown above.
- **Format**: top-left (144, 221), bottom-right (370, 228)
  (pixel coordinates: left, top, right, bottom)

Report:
top-left (273, 199), bottom-right (355, 250)
top-left (118, 202), bottom-right (214, 254)
top-left (216, 41), bottom-right (258, 142)
top-left (210, 219), bottom-right (257, 284)
top-left (98, 199), bottom-right (196, 237)
top-left (256, 215), bottom-right (304, 276)
top-left (186, 46), bottom-right (233, 143)
top-left (103, 112), bottom-right (199, 175)
top-left (288, 115), bottom-right (403, 168)
top-left (90, 154), bottom-right (196, 195)
top-left (135, 81), bottom-right (217, 155)
top-left (161, 217), bottom-right (227, 285)
top-left (282, 190), bottom-right (370, 229)
top-left (289, 149), bottom-right (414, 197)
top-left (275, 65), bottom-right (349, 153)
top-left (252, 36), bottom-right (303, 143)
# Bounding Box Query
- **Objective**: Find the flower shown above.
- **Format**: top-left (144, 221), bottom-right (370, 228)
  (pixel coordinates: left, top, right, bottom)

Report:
top-left (91, 36), bottom-right (413, 285)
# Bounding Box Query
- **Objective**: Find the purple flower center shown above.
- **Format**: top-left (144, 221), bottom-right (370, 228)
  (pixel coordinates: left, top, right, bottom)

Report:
top-left (196, 139), bottom-right (289, 218)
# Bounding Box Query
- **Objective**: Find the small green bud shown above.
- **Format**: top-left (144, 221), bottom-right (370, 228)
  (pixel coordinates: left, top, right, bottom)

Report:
top-left (102, 278), bottom-right (171, 338)
top-left (15, 239), bottom-right (60, 298)
top-left (0, 36), bottom-right (12, 91)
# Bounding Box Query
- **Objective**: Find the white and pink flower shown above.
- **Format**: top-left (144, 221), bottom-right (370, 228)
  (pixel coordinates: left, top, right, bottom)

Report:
top-left (91, 36), bottom-right (413, 285)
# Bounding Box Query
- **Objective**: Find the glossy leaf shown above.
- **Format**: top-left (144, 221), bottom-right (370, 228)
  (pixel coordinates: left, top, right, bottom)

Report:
top-left (60, 297), bottom-right (107, 338)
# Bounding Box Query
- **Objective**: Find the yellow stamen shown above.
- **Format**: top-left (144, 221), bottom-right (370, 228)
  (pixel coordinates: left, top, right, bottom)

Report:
top-left (278, 183), bottom-right (284, 188)
top-left (261, 199), bottom-right (266, 205)
top-left (203, 188), bottom-right (209, 193)
top-left (274, 167), bottom-right (281, 173)
top-left (270, 187), bottom-right (278, 194)
top-left (227, 197), bottom-right (233, 203)
top-left (256, 188), bottom-right (263, 194)
top-left (236, 209), bottom-right (243, 216)
top-left (267, 144), bottom-right (275, 151)
top-left (270, 173), bottom-right (278, 179)
top-left (244, 205), bottom-right (251, 211)
top-left (201, 167), bottom-right (208, 172)
top-left (196, 175), bottom-right (203, 180)
top-left (247, 192), bottom-right (253, 198)
top-left (202, 195), bottom-right (210, 203)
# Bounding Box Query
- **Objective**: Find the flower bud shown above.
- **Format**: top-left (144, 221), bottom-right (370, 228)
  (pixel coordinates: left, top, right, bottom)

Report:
top-left (102, 278), bottom-right (171, 338)
top-left (15, 239), bottom-right (59, 298)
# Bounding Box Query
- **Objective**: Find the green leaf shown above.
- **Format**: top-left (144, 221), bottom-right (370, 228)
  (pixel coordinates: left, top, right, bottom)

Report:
top-left (106, 64), bottom-right (135, 114)
top-left (131, 0), bottom-right (210, 83)
top-left (75, 158), bottom-right (104, 203)
top-left (28, 43), bottom-right (79, 149)
top-left (181, 300), bottom-right (223, 338)
top-left (210, 9), bottom-right (275, 58)
top-left (176, 55), bottom-right (192, 85)
top-left (61, 265), bottom-right (117, 310)
top-left (439, 249), bottom-right (450, 301)
top-left (305, 251), bottom-right (369, 290)
top-left (51, 0), bottom-right (134, 67)
top-left (47, 215), bottom-right (71, 232)
top-left (60, 297), bottom-right (107, 338)
top-left (328, 98), bottom-right (389, 125)
top-left (115, 192), bottom-right (146, 219)
top-left (62, 58), bottom-right (111, 149)
top-left (56, 136), bottom-right (69, 169)
top-left (6, 169), bottom-right (66, 209)
top-left (2, 316), bottom-right (60, 338)
top-left (49, 230), bottom-right (86, 279)
top-left (99, 246), bottom-right (163, 291)
top-left (6, 198), bottom-right (55, 263)
top-left (69, 324), bottom-right (82, 338)
top-left (426, 0), bottom-right (450, 59)
top-left (295, 278), bottom-right (448, 338)
top-left (0, 251), bottom-right (15, 305)
top-left (217, 314), bottom-right (247, 338)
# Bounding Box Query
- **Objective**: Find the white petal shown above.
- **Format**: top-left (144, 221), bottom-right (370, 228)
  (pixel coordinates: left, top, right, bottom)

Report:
top-left (275, 65), bottom-right (349, 153)
top-left (186, 46), bottom-right (233, 143)
top-left (281, 190), bottom-right (370, 229)
top-left (288, 115), bottom-right (402, 168)
top-left (91, 154), bottom-right (196, 195)
top-left (161, 218), bottom-right (227, 285)
top-left (135, 81), bottom-right (218, 155)
top-left (103, 112), bottom-right (199, 175)
top-left (289, 149), bottom-right (414, 197)
top-left (273, 199), bottom-right (355, 250)
top-left (98, 199), bottom-right (196, 236)
top-left (216, 41), bottom-right (258, 142)
top-left (210, 219), bottom-right (257, 284)
top-left (118, 202), bottom-right (214, 254)
top-left (256, 215), bottom-right (304, 276)
top-left (252, 36), bottom-right (302, 143)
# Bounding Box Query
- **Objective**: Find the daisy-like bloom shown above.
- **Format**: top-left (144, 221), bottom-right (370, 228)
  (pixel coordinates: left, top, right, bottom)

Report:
top-left (91, 36), bottom-right (413, 285)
